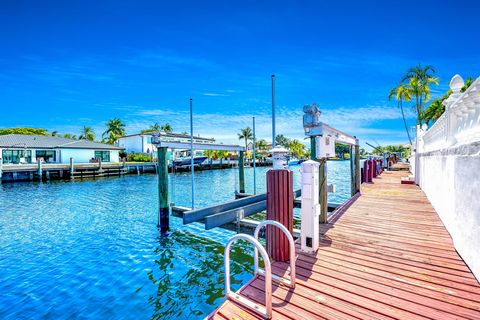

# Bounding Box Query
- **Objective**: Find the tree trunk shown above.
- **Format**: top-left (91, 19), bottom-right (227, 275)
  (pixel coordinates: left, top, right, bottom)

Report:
top-left (400, 100), bottom-right (412, 145)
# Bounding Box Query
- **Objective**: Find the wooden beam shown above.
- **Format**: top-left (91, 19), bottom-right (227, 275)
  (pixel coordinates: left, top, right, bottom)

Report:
top-left (183, 193), bottom-right (266, 224)
top-left (204, 200), bottom-right (267, 230)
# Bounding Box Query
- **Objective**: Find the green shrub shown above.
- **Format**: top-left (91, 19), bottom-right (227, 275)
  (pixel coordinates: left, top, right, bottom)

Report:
top-left (127, 153), bottom-right (152, 162)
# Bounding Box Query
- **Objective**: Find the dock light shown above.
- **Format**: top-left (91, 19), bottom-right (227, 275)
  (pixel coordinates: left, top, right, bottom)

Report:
top-left (270, 146), bottom-right (289, 170)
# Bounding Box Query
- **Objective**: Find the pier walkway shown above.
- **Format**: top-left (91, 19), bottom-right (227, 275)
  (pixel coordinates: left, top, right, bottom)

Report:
top-left (208, 171), bottom-right (480, 319)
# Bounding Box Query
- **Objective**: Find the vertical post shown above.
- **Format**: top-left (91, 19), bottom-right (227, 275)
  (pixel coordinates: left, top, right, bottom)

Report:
top-left (318, 158), bottom-right (327, 223)
top-left (239, 151), bottom-right (245, 193)
top-left (158, 147), bottom-right (169, 233)
top-left (190, 98), bottom-right (195, 209)
top-left (354, 138), bottom-right (360, 193)
top-left (98, 158), bottom-right (102, 172)
top-left (271, 74), bottom-right (276, 147)
top-left (350, 145), bottom-right (355, 197)
top-left (252, 116), bottom-right (257, 194)
top-left (70, 157), bottom-right (74, 178)
top-left (0, 155), bottom-right (3, 180)
top-left (310, 136), bottom-right (327, 223)
top-left (310, 136), bottom-right (316, 160)
top-left (37, 159), bottom-right (42, 181)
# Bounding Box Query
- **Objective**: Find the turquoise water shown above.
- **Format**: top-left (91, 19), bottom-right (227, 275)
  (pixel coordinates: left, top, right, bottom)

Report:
top-left (0, 161), bottom-right (352, 319)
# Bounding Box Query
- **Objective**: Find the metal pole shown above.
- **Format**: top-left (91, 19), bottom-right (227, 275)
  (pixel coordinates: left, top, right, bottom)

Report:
top-left (190, 98), bottom-right (195, 209)
top-left (271, 74), bottom-right (276, 147)
top-left (252, 116), bottom-right (257, 195)
top-left (239, 151), bottom-right (245, 193)
top-left (158, 146), bottom-right (169, 232)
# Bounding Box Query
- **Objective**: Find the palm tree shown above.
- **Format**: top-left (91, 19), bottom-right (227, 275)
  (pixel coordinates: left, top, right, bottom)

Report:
top-left (79, 126), bottom-right (95, 141)
top-left (161, 123), bottom-right (173, 133)
top-left (275, 134), bottom-right (290, 147)
top-left (402, 64), bottom-right (439, 124)
top-left (103, 118), bottom-right (126, 144)
top-left (389, 83), bottom-right (413, 145)
top-left (238, 127), bottom-right (253, 152)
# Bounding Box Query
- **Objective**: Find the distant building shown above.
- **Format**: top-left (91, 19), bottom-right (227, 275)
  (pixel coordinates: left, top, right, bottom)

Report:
top-left (0, 134), bottom-right (123, 164)
top-left (117, 132), bottom-right (215, 154)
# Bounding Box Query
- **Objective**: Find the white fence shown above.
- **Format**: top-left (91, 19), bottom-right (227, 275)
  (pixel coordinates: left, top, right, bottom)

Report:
top-left (413, 74), bottom-right (480, 280)
top-left (421, 75), bottom-right (480, 152)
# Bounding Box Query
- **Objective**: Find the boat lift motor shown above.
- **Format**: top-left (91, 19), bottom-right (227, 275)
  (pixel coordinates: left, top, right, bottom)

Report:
top-left (300, 160), bottom-right (320, 254)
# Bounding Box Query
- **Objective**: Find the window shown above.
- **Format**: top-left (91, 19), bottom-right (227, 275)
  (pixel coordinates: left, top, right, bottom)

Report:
top-left (35, 150), bottom-right (56, 163)
top-left (147, 137), bottom-right (152, 143)
top-left (2, 150), bottom-right (32, 164)
top-left (94, 150), bottom-right (110, 162)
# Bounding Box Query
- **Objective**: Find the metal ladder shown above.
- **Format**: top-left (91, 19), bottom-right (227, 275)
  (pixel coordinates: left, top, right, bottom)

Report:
top-left (224, 220), bottom-right (296, 319)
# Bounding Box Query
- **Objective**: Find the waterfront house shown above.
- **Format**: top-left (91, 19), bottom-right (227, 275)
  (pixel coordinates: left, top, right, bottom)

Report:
top-left (0, 134), bottom-right (123, 164)
top-left (117, 132), bottom-right (215, 154)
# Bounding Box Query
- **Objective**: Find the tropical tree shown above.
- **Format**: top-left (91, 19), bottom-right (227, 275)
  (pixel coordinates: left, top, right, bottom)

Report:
top-left (255, 139), bottom-right (269, 155)
top-left (79, 126), bottom-right (95, 141)
top-left (275, 134), bottom-right (290, 147)
top-left (288, 139), bottom-right (306, 158)
top-left (238, 127), bottom-right (253, 152)
top-left (0, 128), bottom-right (49, 136)
top-left (141, 122), bottom-right (173, 134)
top-left (161, 123), bottom-right (173, 133)
top-left (51, 131), bottom-right (58, 136)
top-left (388, 83), bottom-right (413, 145)
top-left (419, 76), bottom-right (474, 125)
top-left (103, 118), bottom-right (126, 144)
top-left (402, 64), bottom-right (439, 124)
top-left (335, 143), bottom-right (350, 159)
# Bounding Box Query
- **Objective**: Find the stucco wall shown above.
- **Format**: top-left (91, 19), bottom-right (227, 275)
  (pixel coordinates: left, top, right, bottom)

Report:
top-left (118, 136), bottom-right (144, 153)
top-left (59, 149), bottom-right (96, 163)
top-left (58, 149), bottom-right (120, 163)
top-left (417, 142), bottom-right (480, 280)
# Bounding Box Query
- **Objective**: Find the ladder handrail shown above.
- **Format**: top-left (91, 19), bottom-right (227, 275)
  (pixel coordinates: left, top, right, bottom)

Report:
top-left (254, 220), bottom-right (296, 288)
top-left (224, 234), bottom-right (272, 319)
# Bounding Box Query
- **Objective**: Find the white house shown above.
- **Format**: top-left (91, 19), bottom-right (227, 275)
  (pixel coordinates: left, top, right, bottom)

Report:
top-left (0, 134), bottom-right (123, 164)
top-left (117, 132), bottom-right (216, 154)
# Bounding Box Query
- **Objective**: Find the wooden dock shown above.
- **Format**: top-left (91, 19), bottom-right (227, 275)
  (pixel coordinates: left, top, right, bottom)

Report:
top-left (208, 170), bottom-right (480, 320)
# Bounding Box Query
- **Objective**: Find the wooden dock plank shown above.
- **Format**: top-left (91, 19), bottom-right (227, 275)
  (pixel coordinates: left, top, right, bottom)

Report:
top-left (207, 171), bottom-right (480, 320)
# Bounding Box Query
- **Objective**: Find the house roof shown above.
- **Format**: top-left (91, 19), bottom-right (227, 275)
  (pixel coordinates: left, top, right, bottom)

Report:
top-left (119, 131), bottom-right (215, 141)
top-left (0, 134), bottom-right (124, 150)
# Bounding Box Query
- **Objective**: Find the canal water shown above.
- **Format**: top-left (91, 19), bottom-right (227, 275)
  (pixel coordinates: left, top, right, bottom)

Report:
top-left (0, 161), bottom-right (352, 319)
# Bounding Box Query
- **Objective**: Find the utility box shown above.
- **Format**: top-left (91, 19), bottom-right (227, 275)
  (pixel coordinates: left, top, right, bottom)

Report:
top-left (300, 160), bottom-right (320, 254)
top-left (315, 136), bottom-right (335, 158)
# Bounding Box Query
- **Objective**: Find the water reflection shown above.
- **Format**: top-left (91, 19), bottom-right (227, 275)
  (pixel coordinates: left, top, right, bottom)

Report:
top-left (146, 230), bottom-right (254, 319)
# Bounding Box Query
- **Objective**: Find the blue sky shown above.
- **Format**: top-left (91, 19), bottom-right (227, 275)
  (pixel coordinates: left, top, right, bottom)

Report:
top-left (1, 0), bottom-right (479, 148)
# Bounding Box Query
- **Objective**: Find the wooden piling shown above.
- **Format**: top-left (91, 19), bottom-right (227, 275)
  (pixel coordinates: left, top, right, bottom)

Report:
top-left (350, 145), bottom-right (355, 197)
top-left (37, 159), bottom-right (42, 181)
top-left (318, 158), bottom-right (328, 223)
top-left (69, 158), bottom-right (74, 180)
top-left (158, 147), bottom-right (169, 232)
top-left (239, 151), bottom-right (245, 193)
top-left (354, 139), bottom-right (360, 193)
top-left (310, 136), bottom-right (327, 223)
